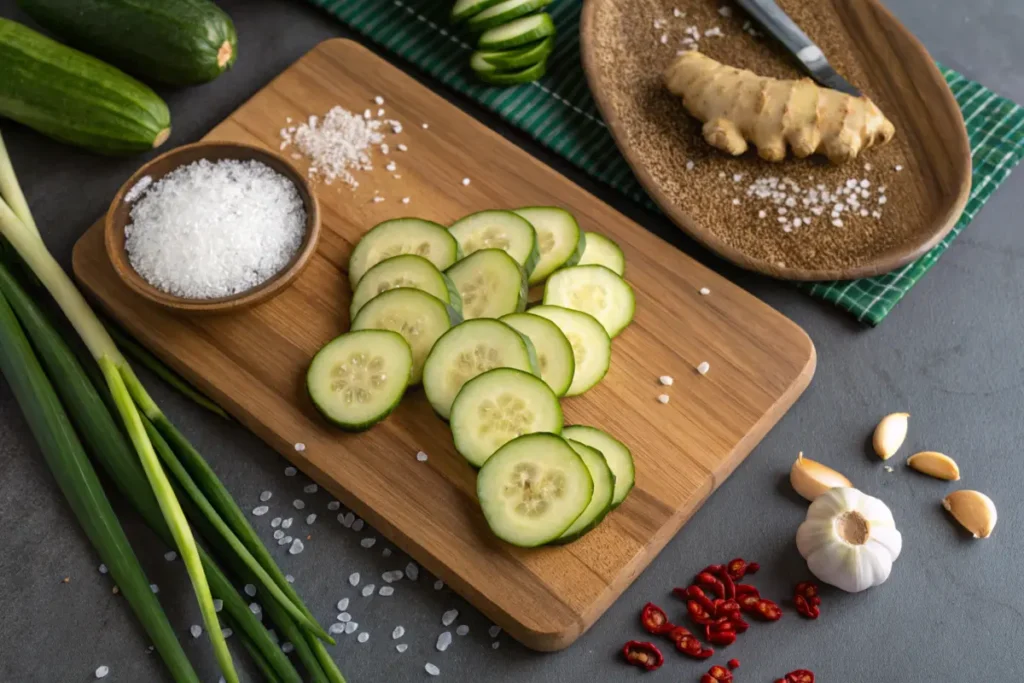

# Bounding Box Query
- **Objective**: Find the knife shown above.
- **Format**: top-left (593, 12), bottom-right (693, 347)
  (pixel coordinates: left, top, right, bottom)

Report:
top-left (734, 0), bottom-right (862, 97)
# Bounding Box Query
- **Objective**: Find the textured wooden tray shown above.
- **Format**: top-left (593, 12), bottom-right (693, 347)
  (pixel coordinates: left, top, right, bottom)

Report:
top-left (72, 39), bottom-right (815, 651)
top-left (581, 0), bottom-right (972, 280)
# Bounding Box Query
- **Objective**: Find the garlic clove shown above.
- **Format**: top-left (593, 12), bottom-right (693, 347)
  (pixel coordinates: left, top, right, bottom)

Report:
top-left (790, 452), bottom-right (853, 502)
top-left (907, 451), bottom-right (961, 481)
top-left (942, 490), bottom-right (997, 539)
top-left (873, 412), bottom-right (909, 460)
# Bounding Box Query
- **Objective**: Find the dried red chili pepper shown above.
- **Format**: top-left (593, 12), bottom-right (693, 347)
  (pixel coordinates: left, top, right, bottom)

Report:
top-left (726, 558), bottom-right (747, 580)
top-left (794, 594), bottom-right (821, 619)
top-left (746, 562), bottom-right (760, 574)
top-left (695, 572), bottom-right (726, 599)
top-left (727, 658), bottom-right (740, 670)
top-left (706, 629), bottom-right (737, 647)
top-left (794, 581), bottom-right (819, 600)
top-left (712, 567), bottom-right (737, 600)
top-left (737, 593), bottom-right (761, 612)
top-left (729, 614), bottom-right (749, 633)
top-left (687, 599), bottom-right (714, 625)
top-left (701, 564), bottom-right (725, 575)
top-left (666, 625), bottom-right (691, 643)
top-left (700, 675), bottom-right (716, 683)
top-left (715, 599), bottom-right (741, 617)
top-left (640, 602), bottom-right (675, 634)
top-left (674, 632), bottom-right (711, 659)
top-left (684, 585), bottom-right (716, 611)
top-left (785, 669), bottom-right (815, 683)
top-left (707, 664), bottom-right (733, 681)
top-left (622, 641), bottom-right (664, 671)
top-left (710, 617), bottom-right (735, 632)
top-left (734, 583), bottom-right (759, 597)
top-left (754, 599), bottom-right (783, 621)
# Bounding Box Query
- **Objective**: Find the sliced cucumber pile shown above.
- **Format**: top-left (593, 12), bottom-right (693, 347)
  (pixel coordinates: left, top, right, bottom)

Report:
top-left (544, 265), bottom-right (636, 338)
top-left (446, 248), bottom-right (528, 319)
top-left (422, 318), bottom-right (538, 420)
top-left (310, 205), bottom-right (639, 545)
top-left (452, 0), bottom-right (557, 87)
top-left (450, 367), bottom-right (562, 467)
top-left (351, 288), bottom-right (461, 385)
top-left (350, 254), bottom-right (462, 320)
top-left (307, 330), bottom-right (412, 431)
top-left (529, 305), bottom-right (611, 397)
top-left (477, 433), bottom-right (593, 547)
top-left (348, 217), bottom-right (461, 288)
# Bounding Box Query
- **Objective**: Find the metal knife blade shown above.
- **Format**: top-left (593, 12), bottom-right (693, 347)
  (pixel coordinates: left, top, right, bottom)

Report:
top-left (734, 0), bottom-right (862, 97)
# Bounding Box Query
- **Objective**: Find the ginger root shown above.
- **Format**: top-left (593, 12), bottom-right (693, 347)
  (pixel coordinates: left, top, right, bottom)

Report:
top-left (664, 51), bottom-right (895, 164)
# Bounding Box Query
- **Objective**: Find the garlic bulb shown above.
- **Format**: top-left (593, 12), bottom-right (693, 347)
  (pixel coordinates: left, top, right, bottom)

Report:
top-left (790, 452), bottom-right (853, 502)
top-left (796, 487), bottom-right (902, 593)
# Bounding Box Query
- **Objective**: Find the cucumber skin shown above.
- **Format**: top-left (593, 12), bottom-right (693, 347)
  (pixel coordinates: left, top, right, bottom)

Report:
top-left (477, 13), bottom-right (556, 51)
top-left (17, 0), bottom-right (237, 86)
top-left (550, 440), bottom-right (616, 544)
top-left (451, 0), bottom-right (506, 23)
top-left (475, 59), bottom-right (547, 86)
top-left (480, 37), bottom-right (555, 70)
top-left (466, 0), bottom-right (554, 33)
top-left (0, 18), bottom-right (170, 154)
top-left (562, 425), bottom-right (635, 507)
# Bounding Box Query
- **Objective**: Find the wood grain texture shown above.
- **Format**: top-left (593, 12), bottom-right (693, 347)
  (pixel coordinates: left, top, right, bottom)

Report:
top-left (72, 39), bottom-right (815, 650)
top-left (581, 0), bottom-right (972, 280)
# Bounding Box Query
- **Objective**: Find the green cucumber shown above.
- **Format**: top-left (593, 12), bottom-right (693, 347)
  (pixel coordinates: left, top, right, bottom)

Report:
top-left (529, 305), bottom-right (611, 396)
top-left (16, 0), bottom-right (237, 86)
top-left (450, 209), bottom-right (540, 275)
top-left (466, 0), bottom-right (553, 32)
top-left (307, 330), bottom-right (412, 431)
top-left (543, 265), bottom-right (636, 338)
top-left (422, 318), bottom-right (538, 420)
top-left (479, 37), bottom-right (555, 70)
top-left (553, 439), bottom-right (615, 543)
top-left (349, 254), bottom-right (462, 320)
top-left (351, 288), bottom-right (461, 385)
top-left (578, 232), bottom-right (626, 276)
top-left (477, 433), bottom-right (593, 547)
top-left (478, 13), bottom-right (556, 50)
top-left (450, 367), bottom-right (562, 467)
top-left (451, 0), bottom-right (506, 23)
top-left (513, 207), bottom-right (585, 285)
top-left (500, 312), bottom-right (574, 397)
top-left (348, 218), bottom-right (461, 288)
top-left (0, 18), bottom-right (171, 154)
top-left (562, 425), bottom-right (635, 507)
top-left (446, 249), bottom-right (528, 320)
top-left (474, 59), bottom-right (548, 86)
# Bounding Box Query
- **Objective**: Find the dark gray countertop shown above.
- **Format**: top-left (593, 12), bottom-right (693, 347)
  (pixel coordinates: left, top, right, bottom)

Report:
top-left (2, 1), bottom-right (1023, 681)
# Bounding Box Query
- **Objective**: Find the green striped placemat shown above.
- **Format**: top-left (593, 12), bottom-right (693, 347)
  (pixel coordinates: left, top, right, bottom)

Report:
top-left (309, 0), bottom-right (1024, 325)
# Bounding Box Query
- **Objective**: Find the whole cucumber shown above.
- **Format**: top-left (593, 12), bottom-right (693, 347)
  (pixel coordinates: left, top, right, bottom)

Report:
top-left (17, 0), bottom-right (238, 86)
top-left (0, 18), bottom-right (171, 155)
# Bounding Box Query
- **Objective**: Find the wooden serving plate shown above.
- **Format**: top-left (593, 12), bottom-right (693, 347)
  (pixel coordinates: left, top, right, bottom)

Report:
top-left (72, 39), bottom-right (815, 650)
top-left (581, 0), bottom-right (972, 280)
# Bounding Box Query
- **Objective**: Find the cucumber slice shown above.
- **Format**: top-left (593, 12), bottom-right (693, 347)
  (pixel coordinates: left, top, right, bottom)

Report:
top-left (307, 330), bottom-right (412, 431)
top-left (446, 249), bottom-right (528, 320)
top-left (478, 13), bottom-right (556, 50)
top-left (466, 0), bottom-right (553, 32)
top-left (351, 288), bottom-right (461, 385)
top-left (528, 305), bottom-right (610, 396)
top-left (422, 318), bottom-right (539, 419)
top-left (349, 254), bottom-right (462, 320)
top-left (451, 0), bottom-right (506, 22)
top-left (500, 312), bottom-right (574, 397)
top-left (480, 37), bottom-right (555, 70)
top-left (477, 433), bottom-right (593, 547)
top-left (450, 209), bottom-right (540, 275)
top-left (577, 232), bottom-right (626, 276)
top-left (562, 425), bottom-right (635, 507)
top-left (553, 439), bottom-right (616, 543)
top-left (513, 207), bottom-right (585, 285)
top-left (450, 368), bottom-right (563, 467)
top-left (474, 59), bottom-right (548, 86)
top-left (348, 218), bottom-right (461, 288)
top-left (543, 265), bottom-right (636, 338)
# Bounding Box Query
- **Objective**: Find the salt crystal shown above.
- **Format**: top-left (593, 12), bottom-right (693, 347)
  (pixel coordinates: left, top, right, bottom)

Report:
top-left (659, 34), bottom-right (668, 44)
top-left (434, 580), bottom-right (444, 590)
top-left (697, 361), bottom-right (710, 375)
top-left (425, 663), bottom-right (440, 676)
top-left (95, 666), bottom-right (110, 679)
top-left (386, 161), bottom-right (397, 172)
top-left (363, 109), bottom-right (372, 119)
top-left (456, 625), bottom-right (469, 636)
top-left (657, 394), bottom-right (670, 404)
top-left (164, 551), bottom-right (177, 562)
top-left (401, 197), bottom-right (410, 205)
top-left (285, 575), bottom-right (295, 583)
top-left (361, 537), bottom-right (376, 548)
top-left (244, 584), bottom-right (256, 597)
top-left (293, 499), bottom-right (305, 510)
top-left (377, 108), bottom-right (385, 117)
top-left (98, 564), bottom-right (107, 574)
top-left (895, 164), bottom-right (904, 172)
top-left (397, 144), bottom-right (408, 152)
top-left (337, 597), bottom-right (350, 611)
top-left (213, 599), bottom-right (223, 612)
top-left (125, 175), bottom-right (153, 203)
top-left (718, 5), bottom-right (733, 16)
top-left (304, 483), bottom-right (318, 494)
top-left (340, 512), bottom-right (355, 527)
top-left (382, 548), bottom-right (392, 557)
top-left (383, 570), bottom-right (404, 583)
top-left (289, 539), bottom-right (304, 555)
top-left (357, 632), bottom-right (370, 643)
top-left (306, 513), bottom-right (318, 525)
top-left (285, 466), bottom-right (298, 476)
top-left (374, 96), bottom-right (385, 105)
top-left (190, 625), bottom-right (203, 638)
top-left (878, 196), bottom-right (888, 205)
top-left (379, 586), bottom-right (395, 596)
top-left (329, 623), bottom-right (345, 635)
top-left (442, 609), bottom-right (459, 626)
top-left (406, 562), bottom-right (420, 581)
top-left (349, 572), bottom-right (361, 586)
top-left (271, 517), bottom-right (282, 528)
top-left (396, 643), bottom-right (408, 652)
top-left (338, 612), bottom-right (351, 622)
top-left (422, 123), bottom-right (429, 129)
top-left (328, 501), bottom-right (341, 511)
top-left (732, 198), bottom-right (740, 205)
top-left (352, 518), bottom-right (365, 532)
top-left (492, 641), bottom-right (500, 649)
top-left (345, 621), bottom-right (359, 634)
top-left (685, 160), bottom-right (695, 171)
top-left (436, 631), bottom-right (453, 651)
top-left (699, 287), bottom-right (710, 295)
top-left (362, 584), bottom-right (375, 597)
top-left (259, 491), bottom-right (272, 502)
top-left (252, 505), bottom-right (269, 516)
top-left (758, 210), bottom-right (766, 219)
top-left (282, 517), bottom-right (293, 529)
top-left (150, 584), bottom-right (159, 594)
top-left (222, 628), bottom-right (232, 638)
top-left (832, 218), bottom-right (844, 227)
top-left (278, 536), bottom-right (291, 546)
top-left (281, 642), bottom-right (294, 653)
top-left (659, 375), bottom-right (674, 385)
top-left (416, 451), bottom-right (428, 462)
top-left (489, 625), bottom-right (502, 638)
top-left (462, 177), bottom-right (471, 186)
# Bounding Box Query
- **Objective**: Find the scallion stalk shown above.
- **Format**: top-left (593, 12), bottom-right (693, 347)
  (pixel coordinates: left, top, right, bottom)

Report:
top-left (0, 133), bottom-right (37, 236)
top-left (0, 288), bottom-right (199, 683)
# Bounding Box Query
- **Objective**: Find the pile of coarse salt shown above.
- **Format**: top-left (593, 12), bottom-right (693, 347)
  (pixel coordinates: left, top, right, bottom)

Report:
top-left (281, 104), bottom-right (401, 188)
top-left (124, 159), bottom-right (306, 299)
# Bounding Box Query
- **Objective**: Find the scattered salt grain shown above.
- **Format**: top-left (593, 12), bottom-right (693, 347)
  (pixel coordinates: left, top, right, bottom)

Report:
top-left (244, 584), bottom-right (256, 597)
top-left (363, 109), bottom-right (372, 119)
top-left (489, 625), bottom-right (502, 638)
top-left (282, 517), bottom-right (294, 529)
top-left (442, 609), bottom-right (459, 627)
top-left (95, 665), bottom-right (110, 679)
top-left (732, 198), bottom-right (740, 205)
top-left (329, 623), bottom-right (345, 635)
top-left (349, 572), bottom-right (360, 586)
top-left (164, 551), bottom-right (177, 562)
top-left (293, 499), bottom-right (305, 510)
top-left (289, 539), bottom-right (305, 555)
top-left (357, 632), bottom-right (370, 643)
top-left (361, 537), bottom-right (377, 548)
top-left (673, 7), bottom-right (684, 17)
top-left (271, 517), bottom-right (282, 528)
top-left (222, 628), bottom-right (232, 638)
top-left (397, 144), bottom-right (408, 152)
top-left (352, 519), bottom-right (365, 532)
top-left (422, 123), bottom-right (429, 129)
top-left (285, 466), bottom-right (298, 476)
top-left (758, 210), bottom-right (766, 219)
top-left (697, 361), bottom-right (710, 375)
top-left (492, 641), bottom-right (501, 649)
top-left (306, 514), bottom-right (318, 525)
top-left (98, 564), bottom-right (107, 574)
top-left (361, 584), bottom-right (375, 597)
top-left (878, 196), bottom-right (888, 205)
top-left (396, 643), bottom-right (408, 653)
top-left (340, 512), bottom-right (355, 527)
top-left (895, 164), bottom-right (903, 172)
top-left (282, 106), bottom-right (388, 186)
top-left (285, 575), bottom-right (295, 583)
top-left (190, 625), bottom-right (203, 638)
top-left (383, 570), bottom-right (404, 583)
top-left (659, 34), bottom-right (668, 44)
top-left (699, 287), bottom-right (711, 295)
top-left (685, 160), bottom-right (695, 171)
top-left (344, 622), bottom-right (359, 635)
top-left (124, 160), bottom-right (305, 300)
top-left (382, 548), bottom-right (392, 558)
top-left (425, 663), bottom-right (441, 676)
top-left (124, 175), bottom-right (153, 203)
top-left (659, 375), bottom-right (675, 386)
top-left (406, 562), bottom-right (419, 581)
top-left (718, 5), bottom-right (733, 17)
top-left (150, 584), bottom-right (159, 594)
top-left (436, 632), bottom-right (453, 651)
top-left (386, 161), bottom-right (397, 172)
top-left (462, 177), bottom-right (471, 186)
top-left (377, 108), bottom-right (386, 117)
top-left (374, 96), bottom-right (385, 105)
top-left (434, 580), bottom-right (444, 590)
top-left (401, 197), bottom-right (410, 205)
top-left (657, 394), bottom-right (670, 404)
top-left (456, 625), bottom-right (469, 636)
top-left (393, 626), bottom-right (406, 639)
top-left (338, 612), bottom-right (351, 623)
top-left (278, 536), bottom-right (291, 546)
top-left (379, 586), bottom-right (395, 596)
top-left (416, 451), bottom-right (428, 462)
top-left (328, 501), bottom-right (341, 511)
top-left (337, 598), bottom-right (350, 611)
top-left (294, 443), bottom-right (306, 453)
top-left (253, 505), bottom-right (269, 516)
top-left (213, 599), bottom-right (223, 612)
top-left (884, 465), bottom-right (895, 473)
top-left (303, 483), bottom-right (318, 494)
top-left (274, 530), bottom-right (285, 540)
top-left (281, 642), bottom-right (294, 654)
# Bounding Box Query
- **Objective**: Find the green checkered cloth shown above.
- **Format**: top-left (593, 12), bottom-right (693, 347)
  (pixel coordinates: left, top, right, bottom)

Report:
top-left (310, 0), bottom-right (1024, 325)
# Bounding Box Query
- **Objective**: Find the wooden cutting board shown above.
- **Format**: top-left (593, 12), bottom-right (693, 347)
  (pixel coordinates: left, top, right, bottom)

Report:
top-left (72, 39), bottom-right (815, 651)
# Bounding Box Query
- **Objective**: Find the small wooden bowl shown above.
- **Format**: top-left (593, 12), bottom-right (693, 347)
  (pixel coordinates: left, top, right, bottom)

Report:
top-left (104, 141), bottom-right (320, 314)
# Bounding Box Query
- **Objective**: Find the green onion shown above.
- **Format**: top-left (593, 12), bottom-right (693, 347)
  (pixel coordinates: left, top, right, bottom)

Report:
top-left (234, 622), bottom-right (284, 683)
top-left (0, 261), bottom-right (304, 683)
top-left (105, 322), bottom-right (229, 419)
top-left (0, 133), bottom-right (37, 236)
top-left (0, 287), bottom-right (199, 683)
top-left (0, 130), bottom-right (237, 683)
